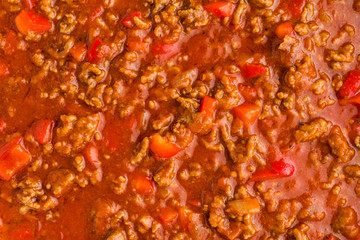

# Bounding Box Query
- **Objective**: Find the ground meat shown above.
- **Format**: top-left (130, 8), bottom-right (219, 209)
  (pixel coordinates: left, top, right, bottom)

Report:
top-left (106, 229), bottom-right (127, 240)
top-left (178, 5), bottom-right (209, 30)
top-left (215, 76), bottom-right (241, 110)
top-left (249, 0), bottom-right (274, 8)
top-left (152, 114), bottom-right (173, 130)
top-left (16, 176), bottom-right (44, 213)
top-left (223, 128), bottom-right (265, 164)
top-left (79, 63), bottom-right (106, 88)
top-left (154, 160), bottom-right (176, 187)
top-left (331, 207), bottom-right (360, 239)
top-left (325, 43), bottom-right (354, 70)
top-left (284, 56), bottom-right (316, 89)
top-left (46, 168), bottom-right (75, 196)
top-left (46, 36), bottom-right (75, 59)
top-left (286, 224), bottom-right (310, 240)
top-left (263, 199), bottom-right (301, 234)
top-left (344, 165), bottom-right (360, 178)
top-left (54, 113), bottom-right (101, 155)
top-left (355, 0), bottom-right (360, 12)
top-left (294, 118), bottom-right (330, 143)
top-left (90, 198), bottom-right (121, 236)
top-left (131, 137), bottom-right (149, 164)
top-left (170, 68), bottom-right (198, 89)
top-left (328, 126), bottom-right (355, 163)
top-left (172, 123), bottom-right (194, 149)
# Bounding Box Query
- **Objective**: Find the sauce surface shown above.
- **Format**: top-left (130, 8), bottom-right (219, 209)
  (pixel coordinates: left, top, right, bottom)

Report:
top-left (0, 0), bottom-right (360, 239)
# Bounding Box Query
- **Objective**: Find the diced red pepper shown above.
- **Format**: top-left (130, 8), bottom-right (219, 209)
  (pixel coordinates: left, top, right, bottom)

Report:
top-left (287, 0), bottom-right (305, 19)
top-left (179, 206), bottom-right (193, 230)
top-left (338, 70), bottom-right (360, 99)
top-left (152, 42), bottom-right (181, 59)
top-left (131, 175), bottom-right (154, 194)
top-left (238, 84), bottom-right (257, 102)
top-left (339, 94), bottom-right (360, 106)
top-left (88, 38), bottom-right (109, 62)
top-left (271, 160), bottom-right (295, 176)
top-left (85, 6), bottom-right (104, 25)
top-left (232, 103), bottom-right (261, 126)
top-left (251, 160), bottom-right (295, 181)
top-left (23, 0), bottom-right (37, 9)
top-left (0, 120), bottom-right (6, 133)
top-left (241, 63), bottom-right (267, 79)
top-left (149, 133), bottom-right (180, 158)
top-left (87, 38), bottom-right (110, 63)
top-left (15, 10), bottom-right (52, 35)
top-left (70, 43), bottom-right (87, 62)
top-left (83, 143), bottom-right (101, 169)
top-left (159, 207), bottom-right (178, 225)
top-left (188, 199), bottom-right (202, 208)
top-left (9, 223), bottom-right (34, 240)
top-left (203, 1), bottom-right (235, 19)
top-left (30, 119), bottom-right (53, 144)
top-left (0, 137), bottom-right (32, 181)
top-left (4, 30), bottom-right (18, 56)
top-left (275, 22), bottom-right (294, 39)
top-left (127, 38), bottom-right (150, 54)
top-left (121, 11), bottom-right (142, 28)
top-left (0, 60), bottom-right (10, 77)
top-left (200, 96), bottom-right (217, 117)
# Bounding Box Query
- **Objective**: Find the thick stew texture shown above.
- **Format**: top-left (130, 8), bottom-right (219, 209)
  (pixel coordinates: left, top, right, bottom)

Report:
top-left (0, 0), bottom-right (359, 239)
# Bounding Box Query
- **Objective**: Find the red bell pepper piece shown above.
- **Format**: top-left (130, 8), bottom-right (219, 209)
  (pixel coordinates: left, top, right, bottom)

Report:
top-left (287, 0), bottom-right (305, 19)
top-left (70, 43), bottom-right (87, 62)
top-left (131, 175), bottom-right (154, 194)
top-left (338, 70), bottom-right (360, 99)
top-left (275, 22), bottom-right (294, 39)
top-left (179, 207), bottom-right (193, 230)
top-left (152, 42), bottom-right (181, 59)
top-left (9, 223), bottom-right (35, 240)
top-left (251, 160), bottom-right (295, 181)
top-left (83, 143), bottom-right (101, 169)
top-left (203, 1), bottom-right (235, 18)
top-left (30, 119), bottom-right (53, 144)
top-left (0, 137), bottom-right (32, 181)
top-left (339, 94), bottom-right (360, 106)
top-left (87, 38), bottom-right (110, 63)
top-left (15, 10), bottom-right (52, 35)
top-left (232, 103), bottom-right (261, 126)
top-left (85, 6), bottom-right (104, 25)
top-left (241, 63), bottom-right (267, 79)
top-left (238, 84), bottom-right (257, 102)
top-left (121, 11), bottom-right (142, 28)
top-left (4, 30), bottom-right (18, 56)
top-left (149, 133), bottom-right (180, 158)
top-left (158, 207), bottom-right (178, 225)
top-left (200, 96), bottom-right (217, 117)
top-left (0, 120), bottom-right (6, 133)
top-left (0, 60), bottom-right (10, 77)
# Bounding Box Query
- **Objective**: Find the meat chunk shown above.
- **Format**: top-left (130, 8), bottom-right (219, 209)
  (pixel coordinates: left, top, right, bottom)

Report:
top-left (344, 165), bottom-right (360, 178)
top-left (90, 199), bottom-right (120, 236)
top-left (294, 118), bottom-right (330, 143)
top-left (170, 68), bottom-right (198, 89)
top-left (106, 229), bottom-right (127, 240)
top-left (154, 161), bottom-right (176, 187)
top-left (54, 113), bottom-right (101, 155)
top-left (331, 207), bottom-right (360, 239)
top-left (328, 126), bottom-right (355, 163)
top-left (46, 169), bottom-right (75, 196)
